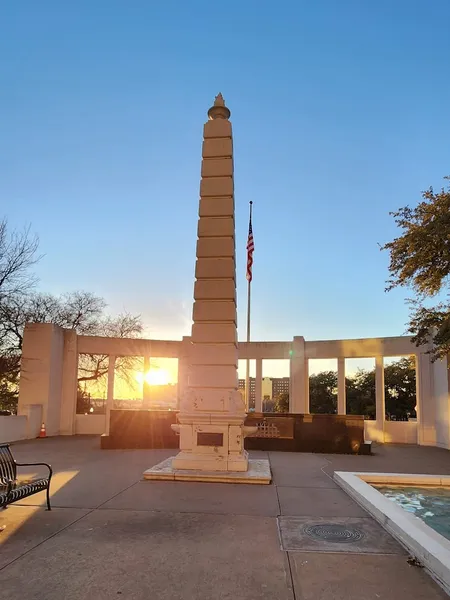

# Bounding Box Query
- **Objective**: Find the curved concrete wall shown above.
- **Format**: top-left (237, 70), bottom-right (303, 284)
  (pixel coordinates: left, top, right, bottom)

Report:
top-left (15, 323), bottom-right (449, 450)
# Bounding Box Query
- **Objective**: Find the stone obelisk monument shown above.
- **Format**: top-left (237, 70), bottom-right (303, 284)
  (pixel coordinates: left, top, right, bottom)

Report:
top-left (144, 95), bottom-right (270, 483)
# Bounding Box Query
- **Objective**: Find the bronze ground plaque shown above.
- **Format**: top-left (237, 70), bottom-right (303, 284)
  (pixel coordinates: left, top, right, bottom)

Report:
top-left (197, 432), bottom-right (224, 447)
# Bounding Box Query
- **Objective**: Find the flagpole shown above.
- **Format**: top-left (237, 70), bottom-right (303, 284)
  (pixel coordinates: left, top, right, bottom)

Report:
top-left (245, 278), bottom-right (251, 410)
top-left (245, 201), bottom-right (253, 411)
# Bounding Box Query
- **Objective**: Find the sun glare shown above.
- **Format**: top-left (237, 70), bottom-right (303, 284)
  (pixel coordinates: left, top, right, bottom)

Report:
top-left (145, 369), bottom-right (170, 385)
top-left (135, 369), bottom-right (171, 386)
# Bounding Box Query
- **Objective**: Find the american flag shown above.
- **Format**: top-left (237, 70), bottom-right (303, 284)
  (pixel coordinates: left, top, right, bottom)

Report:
top-left (246, 209), bottom-right (254, 282)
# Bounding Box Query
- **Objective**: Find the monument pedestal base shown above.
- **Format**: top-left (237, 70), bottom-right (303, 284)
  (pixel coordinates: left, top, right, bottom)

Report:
top-left (143, 457), bottom-right (271, 485)
top-left (172, 449), bottom-right (250, 472)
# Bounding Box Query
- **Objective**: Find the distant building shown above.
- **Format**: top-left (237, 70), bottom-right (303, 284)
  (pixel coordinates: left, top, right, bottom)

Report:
top-left (238, 376), bottom-right (289, 408)
top-left (238, 377), bottom-right (256, 409)
top-left (272, 377), bottom-right (290, 398)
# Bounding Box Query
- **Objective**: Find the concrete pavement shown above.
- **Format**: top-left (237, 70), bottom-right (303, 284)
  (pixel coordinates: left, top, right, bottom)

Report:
top-left (0, 436), bottom-right (448, 599)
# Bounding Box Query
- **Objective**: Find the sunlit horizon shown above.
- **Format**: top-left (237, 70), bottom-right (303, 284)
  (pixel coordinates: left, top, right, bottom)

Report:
top-left (135, 368), bottom-right (172, 387)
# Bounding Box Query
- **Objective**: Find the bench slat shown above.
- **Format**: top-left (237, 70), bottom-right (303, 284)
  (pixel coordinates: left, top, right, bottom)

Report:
top-left (0, 445), bottom-right (16, 485)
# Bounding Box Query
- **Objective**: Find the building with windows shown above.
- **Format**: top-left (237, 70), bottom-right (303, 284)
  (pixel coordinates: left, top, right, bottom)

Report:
top-left (238, 376), bottom-right (289, 409)
top-left (272, 377), bottom-right (290, 399)
top-left (238, 377), bottom-right (256, 408)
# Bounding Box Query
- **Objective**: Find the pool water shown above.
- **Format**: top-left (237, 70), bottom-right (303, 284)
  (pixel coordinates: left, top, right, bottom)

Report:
top-left (375, 485), bottom-right (450, 541)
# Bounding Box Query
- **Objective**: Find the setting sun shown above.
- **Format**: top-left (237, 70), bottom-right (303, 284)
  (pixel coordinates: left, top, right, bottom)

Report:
top-left (145, 369), bottom-right (170, 386)
top-left (135, 369), bottom-right (171, 386)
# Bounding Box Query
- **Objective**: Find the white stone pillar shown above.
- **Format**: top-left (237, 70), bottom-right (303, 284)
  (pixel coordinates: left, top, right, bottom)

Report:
top-left (375, 356), bottom-right (385, 442)
top-left (105, 355), bottom-right (116, 435)
top-left (337, 357), bottom-right (346, 415)
top-left (431, 356), bottom-right (450, 449)
top-left (142, 355), bottom-right (151, 409)
top-left (255, 359), bottom-right (263, 413)
top-left (290, 336), bottom-right (308, 413)
top-left (416, 350), bottom-right (436, 447)
top-left (177, 336), bottom-right (191, 410)
top-left (59, 329), bottom-right (78, 435)
top-left (305, 360), bottom-right (310, 414)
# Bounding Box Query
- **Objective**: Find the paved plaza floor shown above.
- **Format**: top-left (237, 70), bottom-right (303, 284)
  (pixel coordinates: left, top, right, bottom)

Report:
top-left (1, 436), bottom-right (449, 599)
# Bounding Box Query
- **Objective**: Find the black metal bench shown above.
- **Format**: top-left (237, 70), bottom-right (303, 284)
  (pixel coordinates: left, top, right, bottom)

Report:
top-left (0, 444), bottom-right (52, 511)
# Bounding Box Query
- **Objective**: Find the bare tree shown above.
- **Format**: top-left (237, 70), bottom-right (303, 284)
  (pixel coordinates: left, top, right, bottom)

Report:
top-left (77, 311), bottom-right (143, 389)
top-left (0, 220), bottom-right (40, 410)
top-left (0, 289), bottom-right (143, 411)
top-left (0, 220), bottom-right (40, 301)
top-left (0, 291), bottom-right (106, 353)
top-left (0, 221), bottom-right (144, 411)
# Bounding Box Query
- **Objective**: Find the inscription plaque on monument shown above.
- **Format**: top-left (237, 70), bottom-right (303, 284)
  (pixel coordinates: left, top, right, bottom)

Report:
top-left (197, 432), bottom-right (224, 447)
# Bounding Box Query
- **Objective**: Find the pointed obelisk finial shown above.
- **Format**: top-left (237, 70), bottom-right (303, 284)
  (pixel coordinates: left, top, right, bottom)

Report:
top-left (207, 93), bottom-right (231, 120)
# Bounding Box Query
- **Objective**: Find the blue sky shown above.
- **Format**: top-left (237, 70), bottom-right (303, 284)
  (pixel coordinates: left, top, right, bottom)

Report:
top-left (2, 0), bottom-right (450, 345)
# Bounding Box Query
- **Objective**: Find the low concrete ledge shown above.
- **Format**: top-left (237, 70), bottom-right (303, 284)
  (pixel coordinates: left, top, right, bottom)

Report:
top-left (334, 471), bottom-right (450, 595)
top-left (143, 457), bottom-right (272, 485)
top-left (0, 415), bottom-right (28, 443)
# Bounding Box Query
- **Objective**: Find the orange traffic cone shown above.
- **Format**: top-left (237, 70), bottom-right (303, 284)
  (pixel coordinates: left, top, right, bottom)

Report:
top-left (39, 422), bottom-right (47, 438)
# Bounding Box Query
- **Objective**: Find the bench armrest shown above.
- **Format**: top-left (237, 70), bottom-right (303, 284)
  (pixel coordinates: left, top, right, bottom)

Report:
top-left (15, 462), bottom-right (53, 480)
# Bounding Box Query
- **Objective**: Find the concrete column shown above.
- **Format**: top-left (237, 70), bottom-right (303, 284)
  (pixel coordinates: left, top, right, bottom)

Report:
top-left (431, 355), bottom-right (449, 449)
top-left (177, 336), bottom-right (192, 409)
top-left (289, 359), bottom-right (293, 413)
top-left (105, 355), bottom-right (116, 435)
top-left (305, 360), bottom-right (310, 414)
top-left (143, 355), bottom-right (151, 408)
top-left (59, 329), bottom-right (78, 435)
top-left (290, 336), bottom-right (308, 413)
top-left (375, 356), bottom-right (385, 442)
top-left (244, 360), bottom-right (251, 412)
top-left (255, 359), bottom-right (263, 413)
top-left (337, 357), bottom-right (346, 415)
top-left (18, 323), bottom-right (65, 436)
top-left (416, 351), bottom-right (433, 446)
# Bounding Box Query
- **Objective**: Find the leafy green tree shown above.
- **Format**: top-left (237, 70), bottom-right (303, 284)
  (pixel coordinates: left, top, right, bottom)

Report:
top-left (382, 178), bottom-right (450, 362)
top-left (273, 392), bottom-right (289, 413)
top-left (309, 371), bottom-right (337, 414)
top-left (310, 358), bottom-right (416, 421)
top-left (384, 356), bottom-right (416, 421)
top-left (346, 369), bottom-right (376, 419)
